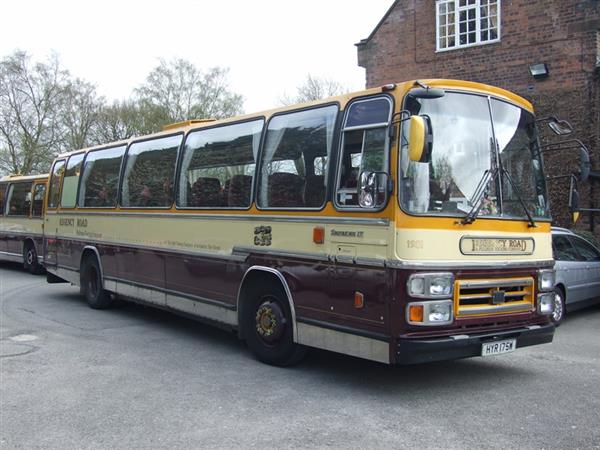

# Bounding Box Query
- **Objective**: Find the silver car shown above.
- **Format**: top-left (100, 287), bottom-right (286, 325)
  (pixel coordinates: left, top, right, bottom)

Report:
top-left (552, 227), bottom-right (600, 324)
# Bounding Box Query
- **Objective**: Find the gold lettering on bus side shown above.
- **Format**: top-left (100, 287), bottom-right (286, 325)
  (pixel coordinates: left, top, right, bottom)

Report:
top-left (59, 218), bottom-right (74, 227)
top-left (331, 230), bottom-right (365, 238)
top-left (77, 218), bottom-right (87, 227)
top-left (407, 240), bottom-right (424, 249)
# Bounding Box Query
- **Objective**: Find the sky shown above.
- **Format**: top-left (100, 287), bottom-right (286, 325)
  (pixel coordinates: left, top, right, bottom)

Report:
top-left (0, 0), bottom-right (394, 113)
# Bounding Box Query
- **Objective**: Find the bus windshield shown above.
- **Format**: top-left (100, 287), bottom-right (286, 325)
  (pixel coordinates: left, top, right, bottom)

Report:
top-left (400, 91), bottom-right (550, 220)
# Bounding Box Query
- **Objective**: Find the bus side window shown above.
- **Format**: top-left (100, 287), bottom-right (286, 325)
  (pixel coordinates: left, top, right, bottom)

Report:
top-left (79, 146), bottom-right (126, 208)
top-left (32, 183), bottom-right (46, 217)
top-left (335, 96), bottom-right (392, 208)
top-left (257, 105), bottom-right (338, 209)
top-left (178, 119), bottom-right (263, 209)
top-left (122, 135), bottom-right (181, 208)
top-left (6, 182), bottom-right (33, 217)
top-left (0, 183), bottom-right (7, 215)
top-left (48, 160), bottom-right (66, 209)
top-left (61, 153), bottom-right (85, 208)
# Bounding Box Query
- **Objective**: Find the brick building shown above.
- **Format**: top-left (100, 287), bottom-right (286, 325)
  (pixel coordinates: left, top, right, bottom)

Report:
top-left (356, 0), bottom-right (600, 235)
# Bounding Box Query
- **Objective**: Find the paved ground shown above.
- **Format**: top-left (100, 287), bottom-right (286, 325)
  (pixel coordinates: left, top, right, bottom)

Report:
top-left (1, 262), bottom-right (599, 450)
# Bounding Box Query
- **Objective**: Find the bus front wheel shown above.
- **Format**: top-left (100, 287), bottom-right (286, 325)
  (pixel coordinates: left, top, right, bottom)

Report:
top-left (81, 256), bottom-right (112, 309)
top-left (243, 284), bottom-right (306, 366)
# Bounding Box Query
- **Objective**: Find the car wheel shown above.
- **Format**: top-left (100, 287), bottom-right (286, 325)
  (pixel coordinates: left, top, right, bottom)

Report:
top-left (243, 284), bottom-right (306, 366)
top-left (23, 243), bottom-right (43, 275)
top-left (81, 256), bottom-right (112, 309)
top-left (552, 288), bottom-right (565, 325)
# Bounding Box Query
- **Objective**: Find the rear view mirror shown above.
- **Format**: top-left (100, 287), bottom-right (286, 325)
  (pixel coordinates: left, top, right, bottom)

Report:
top-left (408, 116), bottom-right (432, 163)
top-left (579, 146), bottom-right (591, 182)
top-left (569, 176), bottom-right (580, 223)
top-left (408, 87), bottom-right (446, 99)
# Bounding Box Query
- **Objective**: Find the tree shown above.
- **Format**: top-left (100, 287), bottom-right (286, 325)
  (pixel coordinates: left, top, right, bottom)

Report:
top-left (133, 58), bottom-right (243, 132)
top-left (0, 51), bottom-right (68, 175)
top-left (91, 100), bottom-right (148, 144)
top-left (280, 74), bottom-right (349, 105)
top-left (60, 78), bottom-right (105, 151)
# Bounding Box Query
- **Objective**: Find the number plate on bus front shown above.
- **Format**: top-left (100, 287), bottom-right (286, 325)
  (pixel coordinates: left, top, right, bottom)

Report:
top-left (481, 339), bottom-right (516, 357)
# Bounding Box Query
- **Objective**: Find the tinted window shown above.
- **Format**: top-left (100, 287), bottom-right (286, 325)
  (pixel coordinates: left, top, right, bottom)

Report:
top-left (79, 146), bottom-right (125, 207)
top-left (48, 160), bottom-right (65, 209)
top-left (345, 97), bottom-right (391, 128)
top-left (32, 183), bottom-right (46, 217)
top-left (61, 153), bottom-right (85, 208)
top-left (0, 184), bottom-right (7, 215)
top-left (6, 182), bottom-right (32, 216)
top-left (179, 120), bottom-right (262, 208)
top-left (570, 236), bottom-right (600, 261)
top-left (122, 135), bottom-right (181, 208)
top-left (553, 235), bottom-right (579, 261)
top-left (336, 97), bottom-right (391, 208)
top-left (258, 105), bottom-right (338, 208)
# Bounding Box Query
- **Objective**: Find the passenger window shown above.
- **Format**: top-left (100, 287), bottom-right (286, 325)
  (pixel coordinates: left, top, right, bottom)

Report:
top-left (61, 153), bottom-right (85, 208)
top-left (79, 146), bottom-right (125, 208)
top-left (552, 235), bottom-right (580, 261)
top-left (122, 135), bottom-right (181, 208)
top-left (32, 183), bottom-right (46, 217)
top-left (570, 236), bottom-right (600, 261)
top-left (0, 184), bottom-right (7, 215)
top-left (257, 105), bottom-right (338, 208)
top-left (48, 160), bottom-right (66, 209)
top-left (6, 182), bottom-right (33, 216)
top-left (336, 97), bottom-right (391, 208)
top-left (178, 120), bottom-right (263, 208)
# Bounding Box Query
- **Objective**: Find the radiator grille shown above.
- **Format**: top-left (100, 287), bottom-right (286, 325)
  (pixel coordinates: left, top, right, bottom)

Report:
top-left (454, 277), bottom-right (534, 317)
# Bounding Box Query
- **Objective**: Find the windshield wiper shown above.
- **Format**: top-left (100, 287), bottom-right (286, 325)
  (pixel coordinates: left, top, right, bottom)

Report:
top-left (499, 167), bottom-right (537, 228)
top-left (459, 168), bottom-right (497, 225)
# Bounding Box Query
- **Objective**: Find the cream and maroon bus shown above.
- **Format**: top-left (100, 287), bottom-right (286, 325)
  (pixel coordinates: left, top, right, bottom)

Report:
top-left (43, 80), bottom-right (557, 366)
top-left (0, 174), bottom-right (48, 274)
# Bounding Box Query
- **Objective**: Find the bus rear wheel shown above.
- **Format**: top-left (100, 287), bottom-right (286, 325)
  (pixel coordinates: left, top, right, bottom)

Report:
top-left (23, 242), bottom-right (43, 275)
top-left (81, 256), bottom-right (112, 309)
top-left (243, 285), bottom-right (306, 366)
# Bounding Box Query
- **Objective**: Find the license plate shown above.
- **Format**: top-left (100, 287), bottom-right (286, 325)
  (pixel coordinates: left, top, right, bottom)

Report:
top-left (481, 339), bottom-right (516, 357)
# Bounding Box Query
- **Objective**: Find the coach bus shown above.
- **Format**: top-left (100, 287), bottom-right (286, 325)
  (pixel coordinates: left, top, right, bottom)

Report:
top-left (43, 79), bottom-right (557, 366)
top-left (0, 174), bottom-right (48, 274)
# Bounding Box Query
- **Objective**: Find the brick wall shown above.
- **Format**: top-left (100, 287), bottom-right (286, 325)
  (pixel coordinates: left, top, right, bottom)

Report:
top-left (357, 0), bottom-right (600, 235)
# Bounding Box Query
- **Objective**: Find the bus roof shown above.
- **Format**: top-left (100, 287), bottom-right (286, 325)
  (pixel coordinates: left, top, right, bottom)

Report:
top-left (0, 173), bottom-right (49, 183)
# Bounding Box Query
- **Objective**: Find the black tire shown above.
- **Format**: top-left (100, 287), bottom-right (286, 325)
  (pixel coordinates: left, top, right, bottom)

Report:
top-left (81, 256), bottom-right (112, 309)
top-left (23, 242), bottom-right (43, 275)
top-left (551, 287), bottom-right (566, 326)
top-left (243, 284), bottom-right (307, 366)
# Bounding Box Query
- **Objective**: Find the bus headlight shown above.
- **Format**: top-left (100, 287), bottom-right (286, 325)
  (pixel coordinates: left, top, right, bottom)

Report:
top-left (538, 269), bottom-right (555, 292)
top-left (407, 273), bottom-right (454, 298)
top-left (407, 300), bottom-right (453, 326)
top-left (537, 293), bottom-right (554, 315)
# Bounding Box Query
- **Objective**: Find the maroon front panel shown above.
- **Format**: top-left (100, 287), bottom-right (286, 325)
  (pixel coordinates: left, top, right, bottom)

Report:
top-left (116, 246), bottom-right (165, 289)
top-left (388, 266), bottom-right (550, 340)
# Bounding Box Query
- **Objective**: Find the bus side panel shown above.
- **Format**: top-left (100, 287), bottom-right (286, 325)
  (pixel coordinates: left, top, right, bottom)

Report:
top-left (116, 246), bottom-right (165, 292)
top-left (244, 253), bottom-right (390, 338)
top-left (164, 253), bottom-right (238, 306)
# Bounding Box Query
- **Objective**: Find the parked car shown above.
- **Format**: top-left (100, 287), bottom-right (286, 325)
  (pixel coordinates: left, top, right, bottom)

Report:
top-left (551, 227), bottom-right (600, 324)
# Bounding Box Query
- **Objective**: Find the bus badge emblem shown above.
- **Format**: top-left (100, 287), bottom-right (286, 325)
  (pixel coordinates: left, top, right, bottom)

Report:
top-left (492, 290), bottom-right (506, 305)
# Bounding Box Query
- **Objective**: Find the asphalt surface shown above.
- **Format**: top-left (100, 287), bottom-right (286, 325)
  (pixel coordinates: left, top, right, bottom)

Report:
top-left (1, 262), bottom-right (599, 450)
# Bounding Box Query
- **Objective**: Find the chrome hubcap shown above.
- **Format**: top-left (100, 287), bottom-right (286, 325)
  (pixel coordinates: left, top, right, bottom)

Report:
top-left (553, 293), bottom-right (563, 322)
top-left (255, 300), bottom-right (285, 343)
top-left (26, 250), bottom-right (34, 265)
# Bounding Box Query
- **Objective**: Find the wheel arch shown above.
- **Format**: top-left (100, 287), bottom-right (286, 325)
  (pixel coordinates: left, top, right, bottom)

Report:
top-left (236, 266), bottom-right (298, 342)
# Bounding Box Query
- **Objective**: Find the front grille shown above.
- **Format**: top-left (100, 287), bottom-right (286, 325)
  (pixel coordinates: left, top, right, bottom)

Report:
top-left (454, 277), bottom-right (534, 317)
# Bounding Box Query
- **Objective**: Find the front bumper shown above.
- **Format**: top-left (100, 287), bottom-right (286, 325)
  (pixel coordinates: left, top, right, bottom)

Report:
top-left (395, 323), bottom-right (555, 364)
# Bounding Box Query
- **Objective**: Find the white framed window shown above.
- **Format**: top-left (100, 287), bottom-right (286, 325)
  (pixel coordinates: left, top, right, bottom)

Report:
top-left (436, 0), bottom-right (500, 52)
